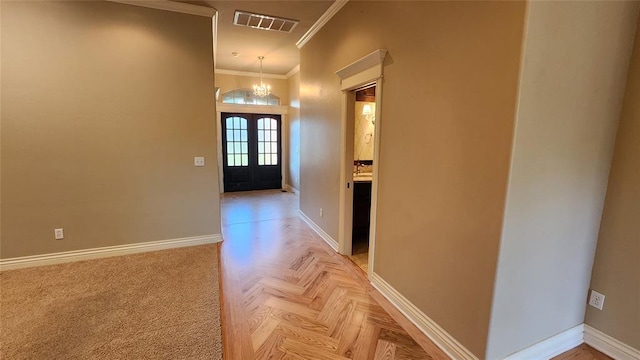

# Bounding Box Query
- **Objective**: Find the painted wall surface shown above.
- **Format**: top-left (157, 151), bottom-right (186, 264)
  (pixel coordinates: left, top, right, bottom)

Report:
top-left (287, 71), bottom-right (301, 191)
top-left (1, 1), bottom-right (220, 258)
top-left (354, 102), bottom-right (375, 161)
top-left (300, 1), bottom-right (526, 356)
top-left (486, 2), bottom-right (639, 358)
top-left (215, 73), bottom-right (289, 105)
top-left (585, 17), bottom-right (640, 350)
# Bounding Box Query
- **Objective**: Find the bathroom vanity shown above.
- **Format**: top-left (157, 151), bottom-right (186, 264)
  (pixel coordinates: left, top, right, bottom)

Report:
top-left (352, 176), bottom-right (372, 237)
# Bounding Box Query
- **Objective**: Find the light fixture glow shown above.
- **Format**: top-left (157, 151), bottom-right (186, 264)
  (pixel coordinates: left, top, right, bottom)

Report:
top-left (253, 56), bottom-right (271, 97)
top-left (362, 104), bottom-right (375, 124)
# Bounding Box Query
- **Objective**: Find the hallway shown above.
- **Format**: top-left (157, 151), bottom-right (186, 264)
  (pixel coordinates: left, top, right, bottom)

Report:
top-left (219, 190), bottom-right (447, 359)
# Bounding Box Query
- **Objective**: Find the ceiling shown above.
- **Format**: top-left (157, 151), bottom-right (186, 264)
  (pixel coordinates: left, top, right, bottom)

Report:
top-left (203, 1), bottom-right (334, 75)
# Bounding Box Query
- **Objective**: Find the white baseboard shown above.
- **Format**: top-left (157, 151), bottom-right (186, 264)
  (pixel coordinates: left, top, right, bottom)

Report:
top-left (0, 234), bottom-right (223, 271)
top-left (585, 324), bottom-right (640, 360)
top-left (370, 272), bottom-right (479, 360)
top-left (504, 324), bottom-right (584, 360)
top-left (298, 210), bottom-right (338, 251)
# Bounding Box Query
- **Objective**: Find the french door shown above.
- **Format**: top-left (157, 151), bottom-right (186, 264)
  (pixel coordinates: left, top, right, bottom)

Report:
top-left (222, 113), bottom-right (282, 192)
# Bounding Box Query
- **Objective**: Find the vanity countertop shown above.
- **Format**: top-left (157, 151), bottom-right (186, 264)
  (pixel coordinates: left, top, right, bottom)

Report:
top-left (353, 173), bottom-right (373, 182)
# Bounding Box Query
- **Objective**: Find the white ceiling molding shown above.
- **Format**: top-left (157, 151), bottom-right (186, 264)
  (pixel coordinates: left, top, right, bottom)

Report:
top-left (215, 69), bottom-right (288, 80)
top-left (216, 103), bottom-right (289, 115)
top-left (286, 65), bottom-right (300, 79)
top-left (107, 0), bottom-right (217, 17)
top-left (296, 0), bottom-right (349, 49)
top-left (335, 49), bottom-right (387, 90)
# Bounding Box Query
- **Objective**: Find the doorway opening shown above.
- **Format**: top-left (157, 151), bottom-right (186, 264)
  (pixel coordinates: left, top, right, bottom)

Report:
top-left (350, 86), bottom-right (376, 272)
top-left (221, 112), bottom-right (282, 192)
top-left (336, 49), bottom-right (386, 278)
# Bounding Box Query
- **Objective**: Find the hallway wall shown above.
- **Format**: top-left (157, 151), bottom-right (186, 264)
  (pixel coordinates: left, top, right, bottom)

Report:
top-left (1, 1), bottom-right (220, 258)
top-left (299, 1), bottom-right (526, 356)
top-left (585, 15), bottom-right (640, 351)
top-left (287, 71), bottom-right (301, 191)
top-left (487, 2), bottom-right (640, 358)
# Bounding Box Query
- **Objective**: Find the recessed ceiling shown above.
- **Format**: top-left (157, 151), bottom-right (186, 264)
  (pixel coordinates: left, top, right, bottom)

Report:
top-left (204, 1), bottom-right (334, 75)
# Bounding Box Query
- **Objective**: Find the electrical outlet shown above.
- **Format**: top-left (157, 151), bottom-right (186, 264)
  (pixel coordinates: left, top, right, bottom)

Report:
top-left (320, 208), bottom-right (323, 218)
top-left (54, 228), bottom-right (64, 240)
top-left (589, 290), bottom-right (605, 310)
top-left (194, 157), bottom-right (205, 167)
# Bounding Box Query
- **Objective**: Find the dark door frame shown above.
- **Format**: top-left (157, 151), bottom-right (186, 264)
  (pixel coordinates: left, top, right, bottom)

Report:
top-left (215, 104), bottom-right (289, 193)
top-left (221, 112), bottom-right (282, 192)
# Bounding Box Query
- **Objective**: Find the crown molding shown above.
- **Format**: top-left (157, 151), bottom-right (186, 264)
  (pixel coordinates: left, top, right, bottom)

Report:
top-left (215, 69), bottom-right (288, 80)
top-left (107, 0), bottom-right (217, 17)
top-left (296, 0), bottom-right (349, 49)
top-left (286, 65), bottom-right (300, 79)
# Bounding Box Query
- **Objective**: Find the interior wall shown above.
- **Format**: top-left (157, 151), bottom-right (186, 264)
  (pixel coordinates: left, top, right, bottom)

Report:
top-left (287, 71), bottom-right (301, 191)
top-left (584, 16), bottom-right (640, 350)
top-left (215, 73), bottom-right (289, 105)
top-left (486, 2), bottom-right (640, 358)
top-left (1, 1), bottom-right (220, 259)
top-left (354, 102), bottom-right (375, 161)
top-left (299, 1), bottom-right (526, 356)
top-left (0, 0), bottom-right (4, 259)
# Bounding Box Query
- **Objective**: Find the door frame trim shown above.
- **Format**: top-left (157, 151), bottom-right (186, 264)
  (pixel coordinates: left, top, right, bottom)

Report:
top-left (336, 49), bottom-right (387, 277)
top-left (216, 103), bottom-right (288, 193)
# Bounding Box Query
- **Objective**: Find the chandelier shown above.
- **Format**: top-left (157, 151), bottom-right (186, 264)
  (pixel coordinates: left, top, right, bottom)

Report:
top-left (253, 56), bottom-right (271, 97)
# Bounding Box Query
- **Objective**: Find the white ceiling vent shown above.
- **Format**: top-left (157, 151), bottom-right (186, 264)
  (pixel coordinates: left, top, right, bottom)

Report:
top-left (233, 10), bottom-right (299, 33)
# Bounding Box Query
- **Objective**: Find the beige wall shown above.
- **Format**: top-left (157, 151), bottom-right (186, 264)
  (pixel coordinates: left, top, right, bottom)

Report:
top-left (215, 73), bottom-right (289, 105)
top-left (487, 2), bottom-right (639, 358)
top-left (585, 17), bottom-right (640, 350)
top-left (287, 71), bottom-right (301, 190)
top-left (1, 1), bottom-right (220, 259)
top-left (300, 1), bottom-right (526, 356)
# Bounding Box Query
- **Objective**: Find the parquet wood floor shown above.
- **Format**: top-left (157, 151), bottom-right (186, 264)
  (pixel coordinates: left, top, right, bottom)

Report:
top-left (219, 190), bottom-right (449, 360)
top-left (552, 344), bottom-right (612, 360)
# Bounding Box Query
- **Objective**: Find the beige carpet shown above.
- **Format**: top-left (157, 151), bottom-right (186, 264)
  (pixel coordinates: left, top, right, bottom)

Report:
top-left (0, 244), bottom-right (223, 360)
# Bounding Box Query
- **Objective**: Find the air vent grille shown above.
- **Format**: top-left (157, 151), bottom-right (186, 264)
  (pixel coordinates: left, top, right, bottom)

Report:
top-left (233, 10), bottom-right (299, 33)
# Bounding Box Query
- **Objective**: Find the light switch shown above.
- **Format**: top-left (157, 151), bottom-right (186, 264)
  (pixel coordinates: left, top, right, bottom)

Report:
top-left (194, 157), bottom-right (205, 167)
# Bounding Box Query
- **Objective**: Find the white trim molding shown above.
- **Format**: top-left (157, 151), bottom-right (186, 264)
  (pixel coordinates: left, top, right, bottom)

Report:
top-left (215, 105), bottom-right (289, 193)
top-left (215, 68), bottom-right (288, 80)
top-left (584, 324), bottom-right (640, 360)
top-left (286, 65), bottom-right (300, 79)
top-left (371, 272), bottom-right (479, 360)
top-left (285, 184), bottom-right (299, 194)
top-left (336, 49), bottom-right (387, 81)
top-left (216, 103), bottom-right (289, 115)
top-left (0, 234), bottom-right (222, 271)
top-left (335, 49), bottom-right (387, 91)
top-left (296, 0), bottom-right (349, 49)
top-left (298, 210), bottom-right (338, 251)
top-left (504, 324), bottom-right (584, 360)
top-left (107, 0), bottom-right (217, 17)
top-left (335, 49), bottom-right (387, 274)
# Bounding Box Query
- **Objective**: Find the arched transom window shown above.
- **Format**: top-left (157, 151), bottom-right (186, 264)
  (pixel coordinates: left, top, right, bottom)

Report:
top-left (221, 88), bottom-right (280, 106)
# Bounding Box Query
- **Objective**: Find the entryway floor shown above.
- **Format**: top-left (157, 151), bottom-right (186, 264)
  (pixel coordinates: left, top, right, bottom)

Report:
top-left (219, 189), bottom-right (447, 359)
top-left (218, 189), bottom-right (611, 360)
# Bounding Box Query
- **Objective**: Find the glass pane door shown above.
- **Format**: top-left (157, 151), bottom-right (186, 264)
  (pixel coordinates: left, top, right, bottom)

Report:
top-left (257, 117), bottom-right (278, 166)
